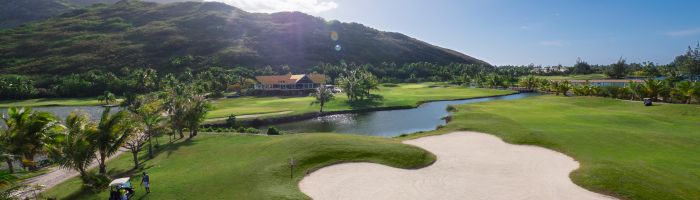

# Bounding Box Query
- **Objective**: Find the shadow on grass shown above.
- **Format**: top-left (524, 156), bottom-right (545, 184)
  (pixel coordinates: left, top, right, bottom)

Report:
top-left (347, 94), bottom-right (384, 110)
top-left (52, 138), bottom-right (197, 200)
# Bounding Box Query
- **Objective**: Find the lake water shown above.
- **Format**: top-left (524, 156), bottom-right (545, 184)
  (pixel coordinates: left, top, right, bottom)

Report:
top-left (262, 92), bottom-right (540, 137)
top-left (0, 106), bottom-right (120, 127)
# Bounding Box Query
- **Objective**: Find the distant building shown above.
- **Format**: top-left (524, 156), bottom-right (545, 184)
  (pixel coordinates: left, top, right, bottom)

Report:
top-left (254, 72), bottom-right (326, 92)
top-left (568, 79), bottom-right (644, 87)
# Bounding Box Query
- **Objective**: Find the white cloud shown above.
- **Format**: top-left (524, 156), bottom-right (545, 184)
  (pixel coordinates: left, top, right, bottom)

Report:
top-left (205, 0), bottom-right (338, 13)
top-left (664, 28), bottom-right (700, 37)
top-left (539, 40), bottom-right (568, 47)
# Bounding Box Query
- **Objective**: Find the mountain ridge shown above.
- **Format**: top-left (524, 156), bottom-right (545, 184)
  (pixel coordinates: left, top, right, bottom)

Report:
top-left (0, 0), bottom-right (489, 75)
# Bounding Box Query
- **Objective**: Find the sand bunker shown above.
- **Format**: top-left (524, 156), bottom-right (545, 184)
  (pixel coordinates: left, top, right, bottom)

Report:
top-left (300, 132), bottom-right (615, 200)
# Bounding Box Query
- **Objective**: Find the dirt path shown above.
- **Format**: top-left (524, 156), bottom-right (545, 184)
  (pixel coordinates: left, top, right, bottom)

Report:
top-left (300, 132), bottom-right (616, 200)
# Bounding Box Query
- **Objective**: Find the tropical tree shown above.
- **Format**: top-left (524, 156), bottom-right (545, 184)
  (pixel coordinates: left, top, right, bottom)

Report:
top-left (46, 112), bottom-right (97, 181)
top-left (92, 108), bottom-right (135, 175)
top-left (1, 107), bottom-right (62, 170)
top-left (184, 95), bottom-right (211, 139)
top-left (537, 79), bottom-right (550, 93)
top-left (97, 91), bottom-right (117, 106)
top-left (518, 76), bottom-right (538, 90)
top-left (337, 68), bottom-right (379, 102)
top-left (557, 80), bottom-right (572, 96)
top-left (133, 95), bottom-right (167, 159)
top-left (606, 58), bottom-right (628, 79)
top-left (311, 85), bottom-right (335, 113)
top-left (124, 131), bottom-right (148, 169)
top-left (676, 44), bottom-right (700, 81)
top-left (671, 81), bottom-right (698, 104)
top-left (0, 128), bottom-right (15, 173)
top-left (641, 79), bottom-right (669, 101)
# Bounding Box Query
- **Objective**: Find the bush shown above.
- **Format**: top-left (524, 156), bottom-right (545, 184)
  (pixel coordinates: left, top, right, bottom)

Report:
top-left (266, 127), bottom-right (281, 135)
top-left (226, 114), bottom-right (237, 126)
top-left (445, 105), bottom-right (457, 112)
top-left (83, 173), bottom-right (110, 192)
top-left (382, 83), bottom-right (399, 87)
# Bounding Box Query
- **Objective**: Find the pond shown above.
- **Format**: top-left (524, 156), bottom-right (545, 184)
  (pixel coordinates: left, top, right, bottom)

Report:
top-left (0, 106), bottom-right (120, 127)
top-left (262, 92), bottom-right (540, 137)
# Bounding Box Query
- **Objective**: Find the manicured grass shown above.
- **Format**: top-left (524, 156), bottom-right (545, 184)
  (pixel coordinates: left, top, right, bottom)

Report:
top-left (0, 98), bottom-right (115, 108)
top-left (42, 133), bottom-right (435, 199)
top-left (535, 74), bottom-right (608, 80)
top-left (414, 95), bottom-right (700, 199)
top-left (208, 83), bottom-right (515, 119)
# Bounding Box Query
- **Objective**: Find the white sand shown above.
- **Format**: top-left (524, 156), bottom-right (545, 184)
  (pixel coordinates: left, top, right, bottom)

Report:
top-left (299, 132), bottom-right (615, 200)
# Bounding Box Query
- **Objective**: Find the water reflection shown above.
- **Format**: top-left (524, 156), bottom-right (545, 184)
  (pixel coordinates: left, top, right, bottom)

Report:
top-left (263, 93), bottom-right (539, 137)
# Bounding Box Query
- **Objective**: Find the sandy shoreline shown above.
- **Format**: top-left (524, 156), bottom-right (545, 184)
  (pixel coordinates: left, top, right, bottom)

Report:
top-left (299, 131), bottom-right (615, 200)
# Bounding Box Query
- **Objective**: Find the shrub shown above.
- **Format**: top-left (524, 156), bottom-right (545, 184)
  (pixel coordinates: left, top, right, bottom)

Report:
top-left (83, 173), bottom-right (110, 192)
top-left (445, 105), bottom-right (457, 112)
top-left (266, 127), bottom-right (281, 135)
top-left (226, 114), bottom-right (237, 126)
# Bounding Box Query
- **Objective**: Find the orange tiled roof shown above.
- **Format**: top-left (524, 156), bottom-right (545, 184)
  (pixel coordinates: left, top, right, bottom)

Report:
top-left (255, 73), bottom-right (325, 84)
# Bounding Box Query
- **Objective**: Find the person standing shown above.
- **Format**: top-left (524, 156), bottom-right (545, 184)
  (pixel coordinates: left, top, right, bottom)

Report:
top-left (141, 172), bottom-right (151, 193)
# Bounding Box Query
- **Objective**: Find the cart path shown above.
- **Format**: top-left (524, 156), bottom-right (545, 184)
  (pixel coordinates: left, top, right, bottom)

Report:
top-left (17, 150), bottom-right (126, 198)
top-left (205, 111), bottom-right (294, 122)
top-left (300, 131), bottom-right (616, 200)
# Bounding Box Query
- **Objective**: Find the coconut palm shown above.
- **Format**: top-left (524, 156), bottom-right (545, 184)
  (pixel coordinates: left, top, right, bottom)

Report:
top-left (0, 128), bottom-right (15, 173)
top-left (518, 76), bottom-right (538, 90)
top-left (131, 94), bottom-right (167, 158)
top-left (671, 81), bottom-right (698, 104)
top-left (97, 91), bottom-right (117, 106)
top-left (557, 80), bottom-right (572, 96)
top-left (92, 107), bottom-right (136, 175)
top-left (46, 112), bottom-right (97, 181)
top-left (184, 95), bottom-right (211, 139)
top-left (311, 85), bottom-right (335, 113)
top-left (1, 107), bottom-right (61, 170)
top-left (642, 79), bottom-right (669, 101)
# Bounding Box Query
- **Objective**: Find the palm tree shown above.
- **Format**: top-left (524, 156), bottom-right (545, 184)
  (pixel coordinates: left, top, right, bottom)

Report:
top-left (672, 81), bottom-right (697, 104)
top-left (311, 85), bottom-right (335, 113)
top-left (0, 128), bottom-right (16, 173)
top-left (184, 95), bottom-right (211, 139)
top-left (642, 79), bottom-right (669, 101)
top-left (46, 112), bottom-right (97, 181)
top-left (92, 107), bottom-right (135, 175)
top-left (1, 107), bottom-right (61, 170)
top-left (557, 80), bottom-right (572, 96)
top-left (518, 76), bottom-right (538, 90)
top-left (131, 94), bottom-right (167, 159)
top-left (97, 91), bottom-right (117, 106)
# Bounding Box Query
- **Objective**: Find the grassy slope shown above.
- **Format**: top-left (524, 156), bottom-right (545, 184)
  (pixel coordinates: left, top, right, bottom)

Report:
top-left (42, 133), bottom-right (435, 199)
top-left (0, 98), bottom-right (115, 108)
top-left (535, 74), bottom-right (608, 80)
top-left (208, 83), bottom-right (515, 119)
top-left (412, 95), bottom-right (700, 199)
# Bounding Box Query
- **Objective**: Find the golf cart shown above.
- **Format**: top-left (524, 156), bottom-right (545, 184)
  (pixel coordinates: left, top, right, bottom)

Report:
top-left (109, 177), bottom-right (135, 200)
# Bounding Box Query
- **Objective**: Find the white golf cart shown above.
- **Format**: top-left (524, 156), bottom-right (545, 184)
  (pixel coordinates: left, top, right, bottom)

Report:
top-left (108, 177), bottom-right (135, 200)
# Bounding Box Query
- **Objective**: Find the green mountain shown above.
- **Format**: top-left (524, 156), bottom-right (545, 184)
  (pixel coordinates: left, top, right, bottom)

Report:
top-left (0, 0), bottom-right (488, 75)
top-left (0, 0), bottom-right (200, 29)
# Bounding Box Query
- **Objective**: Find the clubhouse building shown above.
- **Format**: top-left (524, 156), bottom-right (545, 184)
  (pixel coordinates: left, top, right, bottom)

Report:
top-left (253, 72), bottom-right (326, 95)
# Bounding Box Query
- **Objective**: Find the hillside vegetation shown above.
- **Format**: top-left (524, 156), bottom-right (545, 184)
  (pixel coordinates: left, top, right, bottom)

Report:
top-left (0, 0), bottom-right (486, 75)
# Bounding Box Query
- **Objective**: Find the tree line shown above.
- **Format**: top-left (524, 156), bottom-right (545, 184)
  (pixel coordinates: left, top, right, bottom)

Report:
top-left (0, 79), bottom-right (211, 191)
top-left (518, 76), bottom-right (700, 104)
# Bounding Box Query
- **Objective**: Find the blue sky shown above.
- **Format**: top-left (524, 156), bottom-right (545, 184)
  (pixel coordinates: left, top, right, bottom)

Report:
top-left (215, 0), bottom-right (700, 66)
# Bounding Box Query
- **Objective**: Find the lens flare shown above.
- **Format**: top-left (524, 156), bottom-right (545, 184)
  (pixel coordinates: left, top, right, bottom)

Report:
top-left (335, 44), bottom-right (342, 51)
top-left (330, 31), bottom-right (339, 41)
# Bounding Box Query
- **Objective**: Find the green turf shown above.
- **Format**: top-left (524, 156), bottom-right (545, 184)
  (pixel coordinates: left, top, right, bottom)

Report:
top-left (534, 74), bottom-right (608, 80)
top-left (208, 83), bottom-right (515, 119)
top-left (412, 95), bottom-right (700, 199)
top-left (42, 133), bottom-right (435, 199)
top-left (0, 98), bottom-right (118, 108)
